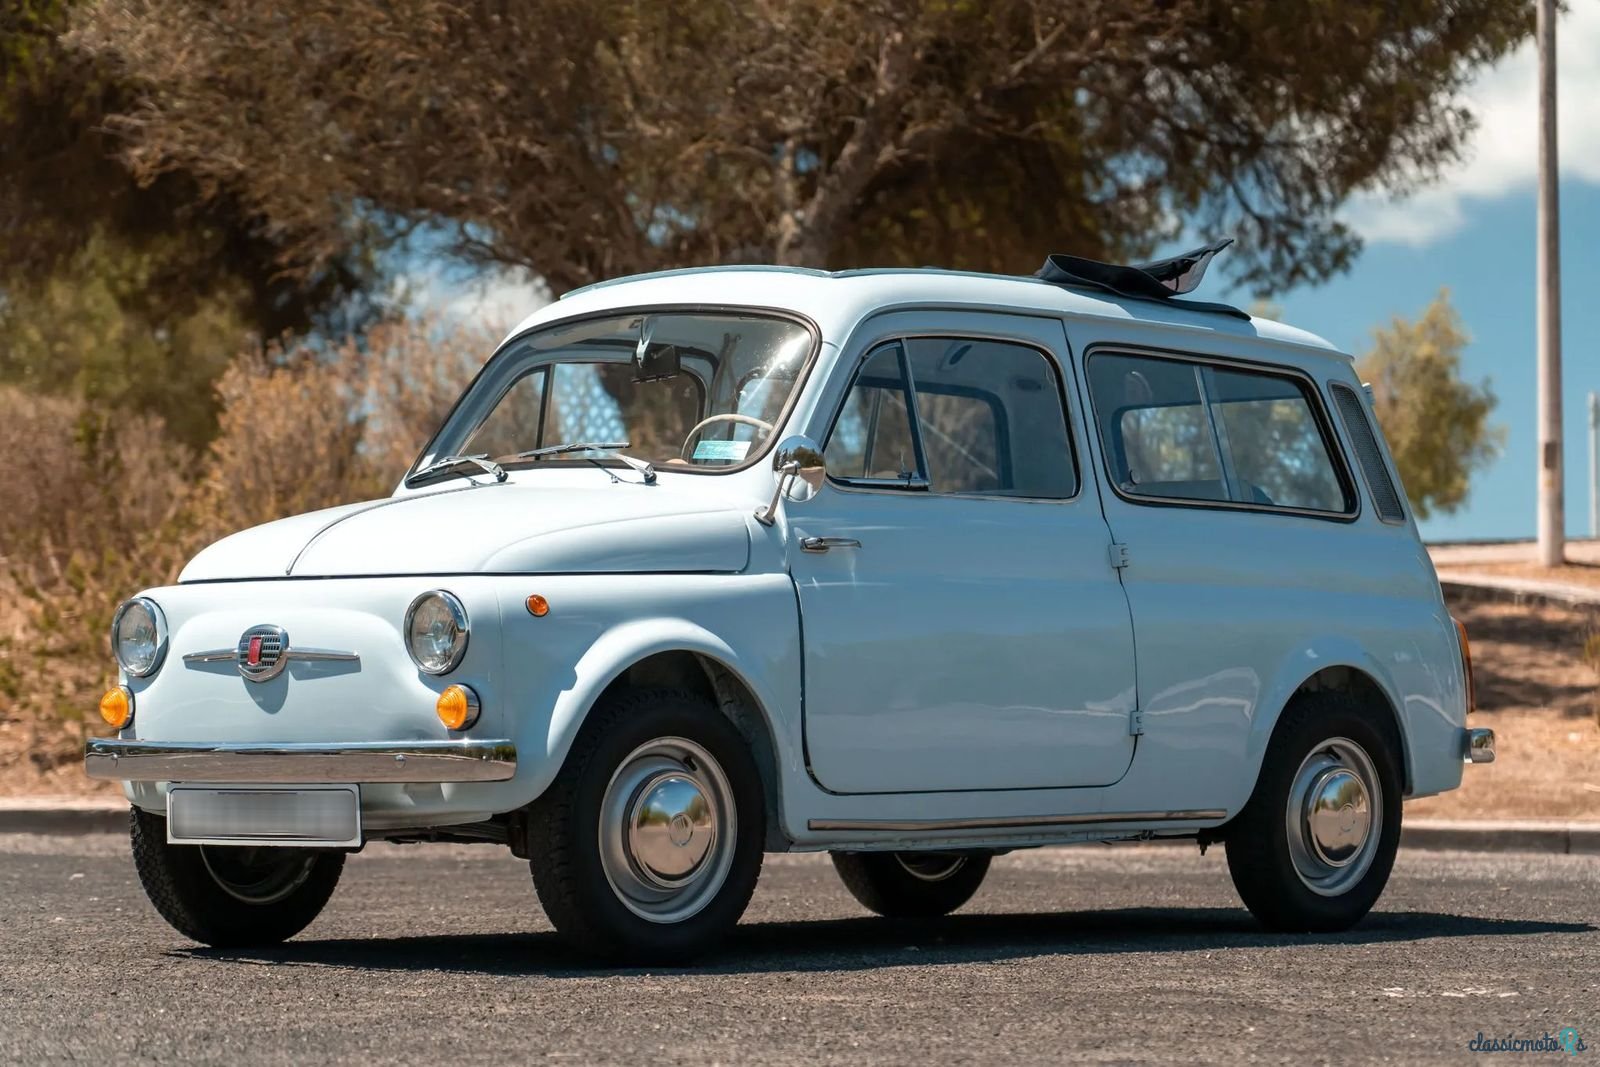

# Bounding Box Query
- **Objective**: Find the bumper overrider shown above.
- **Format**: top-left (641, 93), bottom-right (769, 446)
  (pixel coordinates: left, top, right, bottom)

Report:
top-left (84, 738), bottom-right (517, 784)
top-left (1463, 727), bottom-right (1495, 764)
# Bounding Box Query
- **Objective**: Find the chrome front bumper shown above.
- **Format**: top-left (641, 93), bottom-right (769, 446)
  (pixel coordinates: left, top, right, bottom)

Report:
top-left (85, 738), bottom-right (517, 784)
top-left (1463, 727), bottom-right (1495, 764)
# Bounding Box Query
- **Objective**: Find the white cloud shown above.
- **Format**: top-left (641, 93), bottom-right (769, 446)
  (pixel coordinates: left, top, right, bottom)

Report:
top-left (1345, 2), bottom-right (1600, 246)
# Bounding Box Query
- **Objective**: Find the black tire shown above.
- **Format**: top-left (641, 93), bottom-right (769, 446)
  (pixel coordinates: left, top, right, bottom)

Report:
top-left (1224, 691), bottom-right (1403, 932)
top-left (129, 807), bottom-right (344, 948)
top-left (526, 687), bottom-right (765, 963)
top-left (831, 851), bottom-right (991, 918)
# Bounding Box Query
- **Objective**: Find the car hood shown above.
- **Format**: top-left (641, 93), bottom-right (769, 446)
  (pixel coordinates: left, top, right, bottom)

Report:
top-left (179, 482), bottom-right (752, 581)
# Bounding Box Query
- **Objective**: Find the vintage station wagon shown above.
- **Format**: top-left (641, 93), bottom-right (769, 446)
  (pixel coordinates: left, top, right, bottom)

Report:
top-left (89, 243), bottom-right (1494, 961)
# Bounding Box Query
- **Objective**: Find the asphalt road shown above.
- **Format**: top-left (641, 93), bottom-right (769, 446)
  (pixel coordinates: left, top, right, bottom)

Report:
top-left (0, 834), bottom-right (1594, 1066)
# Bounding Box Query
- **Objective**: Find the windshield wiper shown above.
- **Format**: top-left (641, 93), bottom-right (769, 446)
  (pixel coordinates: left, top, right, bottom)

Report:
top-left (408, 453), bottom-right (507, 485)
top-left (506, 441), bottom-right (656, 485)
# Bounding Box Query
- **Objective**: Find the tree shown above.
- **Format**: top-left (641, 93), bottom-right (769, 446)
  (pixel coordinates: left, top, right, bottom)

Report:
top-left (1357, 291), bottom-right (1502, 520)
top-left (0, 235), bottom-right (252, 447)
top-left (1, 0), bottom-right (383, 445)
top-left (69, 0), bottom-right (1531, 297)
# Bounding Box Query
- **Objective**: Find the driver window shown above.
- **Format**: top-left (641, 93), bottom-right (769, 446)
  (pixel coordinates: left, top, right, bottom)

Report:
top-left (825, 343), bottom-right (923, 483)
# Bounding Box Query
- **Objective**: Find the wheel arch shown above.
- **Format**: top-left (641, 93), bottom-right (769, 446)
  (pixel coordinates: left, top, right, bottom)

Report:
top-left (539, 621), bottom-right (791, 849)
top-left (1248, 651), bottom-right (1414, 799)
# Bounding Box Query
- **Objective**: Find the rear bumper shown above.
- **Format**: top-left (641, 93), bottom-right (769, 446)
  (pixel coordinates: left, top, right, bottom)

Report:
top-left (85, 738), bottom-right (517, 784)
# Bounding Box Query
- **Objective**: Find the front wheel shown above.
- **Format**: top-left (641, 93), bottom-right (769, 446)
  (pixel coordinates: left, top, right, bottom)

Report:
top-left (129, 807), bottom-right (344, 947)
top-left (526, 688), bottom-right (765, 963)
top-left (1224, 692), bottom-right (1403, 932)
top-left (831, 851), bottom-right (991, 918)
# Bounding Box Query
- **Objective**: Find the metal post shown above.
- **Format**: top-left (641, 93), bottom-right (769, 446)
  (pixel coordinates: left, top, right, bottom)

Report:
top-left (1589, 392), bottom-right (1598, 539)
top-left (1536, 0), bottom-right (1564, 565)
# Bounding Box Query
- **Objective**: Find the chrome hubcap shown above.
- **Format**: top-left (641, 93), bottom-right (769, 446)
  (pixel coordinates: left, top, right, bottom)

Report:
top-left (200, 846), bottom-right (316, 905)
top-left (600, 737), bottom-right (735, 924)
top-left (895, 853), bottom-right (967, 883)
top-left (1286, 737), bottom-right (1381, 896)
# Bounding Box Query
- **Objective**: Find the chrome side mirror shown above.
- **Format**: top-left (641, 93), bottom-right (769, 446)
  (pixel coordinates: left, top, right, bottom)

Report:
top-left (755, 435), bottom-right (825, 526)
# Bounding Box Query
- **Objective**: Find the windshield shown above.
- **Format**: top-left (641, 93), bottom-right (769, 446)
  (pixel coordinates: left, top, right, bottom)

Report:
top-left (412, 310), bottom-right (815, 480)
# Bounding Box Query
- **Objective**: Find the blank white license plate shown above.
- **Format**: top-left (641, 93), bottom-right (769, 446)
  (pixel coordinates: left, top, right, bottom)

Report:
top-left (167, 785), bottom-right (361, 848)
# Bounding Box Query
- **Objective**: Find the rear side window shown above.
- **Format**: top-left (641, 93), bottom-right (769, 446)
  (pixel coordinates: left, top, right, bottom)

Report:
top-left (1088, 352), bottom-right (1353, 515)
top-left (825, 337), bottom-right (1077, 498)
top-left (1090, 354), bottom-right (1227, 502)
top-left (1209, 368), bottom-right (1350, 512)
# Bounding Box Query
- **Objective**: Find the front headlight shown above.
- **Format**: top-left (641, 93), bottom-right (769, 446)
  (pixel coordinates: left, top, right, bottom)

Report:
top-left (404, 590), bottom-right (469, 675)
top-left (111, 597), bottom-right (167, 677)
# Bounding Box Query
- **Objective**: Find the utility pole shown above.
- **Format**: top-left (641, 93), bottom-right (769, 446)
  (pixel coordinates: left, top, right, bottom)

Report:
top-left (1589, 392), bottom-right (1597, 539)
top-left (1536, 0), bottom-right (1565, 566)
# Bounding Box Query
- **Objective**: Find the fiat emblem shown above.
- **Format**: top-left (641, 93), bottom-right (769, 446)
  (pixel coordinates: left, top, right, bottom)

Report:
top-left (236, 625), bottom-right (289, 682)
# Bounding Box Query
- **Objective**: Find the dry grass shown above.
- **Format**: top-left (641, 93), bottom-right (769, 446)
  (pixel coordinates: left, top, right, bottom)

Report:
top-left (0, 317), bottom-right (486, 792)
top-left (1406, 594), bottom-right (1600, 821)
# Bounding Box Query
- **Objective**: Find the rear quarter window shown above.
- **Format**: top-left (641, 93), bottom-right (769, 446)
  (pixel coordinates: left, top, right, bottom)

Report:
top-left (1087, 351), bottom-right (1353, 516)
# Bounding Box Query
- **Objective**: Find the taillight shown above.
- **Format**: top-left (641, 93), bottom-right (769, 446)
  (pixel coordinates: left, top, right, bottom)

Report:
top-left (1452, 616), bottom-right (1475, 714)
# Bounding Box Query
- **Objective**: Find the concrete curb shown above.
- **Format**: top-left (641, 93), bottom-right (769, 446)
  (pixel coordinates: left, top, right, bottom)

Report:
top-left (1400, 819), bottom-right (1600, 855)
top-left (0, 801), bottom-right (1595, 854)
top-left (1437, 573), bottom-right (1600, 610)
top-left (0, 799), bottom-right (127, 836)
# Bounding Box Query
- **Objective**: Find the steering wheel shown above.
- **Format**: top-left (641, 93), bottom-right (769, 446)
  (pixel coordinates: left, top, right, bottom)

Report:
top-left (680, 413), bottom-right (776, 461)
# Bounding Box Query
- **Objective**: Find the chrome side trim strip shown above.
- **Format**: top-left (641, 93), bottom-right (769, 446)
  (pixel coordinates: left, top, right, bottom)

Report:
top-left (807, 809), bottom-right (1228, 833)
top-left (85, 738), bottom-right (516, 784)
top-left (281, 648), bottom-right (361, 662)
top-left (182, 647), bottom-right (360, 666)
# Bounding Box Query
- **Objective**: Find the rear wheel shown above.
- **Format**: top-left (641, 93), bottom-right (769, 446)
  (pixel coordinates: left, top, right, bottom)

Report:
top-left (526, 688), bottom-right (765, 963)
top-left (129, 807), bottom-right (344, 947)
top-left (1224, 692), bottom-right (1403, 932)
top-left (831, 851), bottom-right (991, 918)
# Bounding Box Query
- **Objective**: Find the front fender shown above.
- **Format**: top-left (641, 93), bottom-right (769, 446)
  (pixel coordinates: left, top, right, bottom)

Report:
top-left (491, 574), bottom-right (803, 810)
top-left (542, 619), bottom-right (784, 782)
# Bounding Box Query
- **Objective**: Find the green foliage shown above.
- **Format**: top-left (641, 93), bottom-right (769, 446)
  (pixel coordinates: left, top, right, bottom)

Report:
top-left (1357, 291), bottom-right (1503, 520)
top-left (0, 235), bottom-right (249, 447)
top-left (0, 0), bottom-right (382, 383)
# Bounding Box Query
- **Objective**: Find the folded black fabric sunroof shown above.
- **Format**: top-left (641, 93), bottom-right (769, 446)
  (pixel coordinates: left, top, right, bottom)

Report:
top-left (1034, 238), bottom-right (1249, 320)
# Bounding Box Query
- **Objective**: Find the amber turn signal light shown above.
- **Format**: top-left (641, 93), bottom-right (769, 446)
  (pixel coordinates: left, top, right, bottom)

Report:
top-left (1452, 616), bottom-right (1476, 714)
top-left (99, 686), bottom-right (134, 730)
top-left (525, 594), bottom-right (549, 617)
top-left (435, 683), bottom-right (481, 730)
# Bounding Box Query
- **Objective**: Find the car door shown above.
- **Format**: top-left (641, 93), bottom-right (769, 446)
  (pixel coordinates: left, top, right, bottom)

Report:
top-left (789, 311), bottom-right (1138, 794)
top-left (1076, 340), bottom-right (1366, 802)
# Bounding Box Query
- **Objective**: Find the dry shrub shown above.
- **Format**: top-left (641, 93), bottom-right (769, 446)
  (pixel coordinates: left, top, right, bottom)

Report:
top-left (0, 387), bottom-right (195, 781)
top-left (0, 316), bottom-right (489, 782)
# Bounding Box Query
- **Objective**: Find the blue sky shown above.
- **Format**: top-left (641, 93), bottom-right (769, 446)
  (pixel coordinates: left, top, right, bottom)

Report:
top-left (1224, 180), bottom-right (1600, 543)
top-left (419, 6), bottom-right (1599, 543)
top-left (1257, 2), bottom-right (1600, 542)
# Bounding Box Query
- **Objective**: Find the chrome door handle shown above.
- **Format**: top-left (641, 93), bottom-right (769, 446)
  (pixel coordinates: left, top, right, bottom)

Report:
top-left (800, 536), bottom-right (862, 553)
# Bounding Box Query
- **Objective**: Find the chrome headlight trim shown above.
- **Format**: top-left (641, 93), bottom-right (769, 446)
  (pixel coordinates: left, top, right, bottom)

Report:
top-left (111, 597), bottom-right (168, 678)
top-left (403, 590), bottom-right (470, 675)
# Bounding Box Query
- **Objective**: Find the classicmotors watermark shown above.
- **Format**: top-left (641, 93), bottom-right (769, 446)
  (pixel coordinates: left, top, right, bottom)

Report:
top-left (1468, 1028), bottom-right (1586, 1055)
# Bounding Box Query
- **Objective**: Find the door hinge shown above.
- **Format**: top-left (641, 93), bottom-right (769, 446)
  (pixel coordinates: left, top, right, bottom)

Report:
top-left (1108, 542), bottom-right (1131, 569)
top-left (1129, 709), bottom-right (1146, 736)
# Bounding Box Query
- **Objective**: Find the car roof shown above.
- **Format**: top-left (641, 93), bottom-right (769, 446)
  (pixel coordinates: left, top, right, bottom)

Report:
top-left (504, 265), bottom-right (1345, 359)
